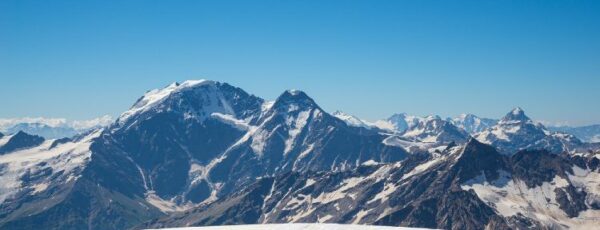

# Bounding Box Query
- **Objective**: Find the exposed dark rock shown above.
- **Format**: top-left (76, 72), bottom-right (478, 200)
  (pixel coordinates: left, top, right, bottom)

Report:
top-left (0, 131), bottom-right (45, 155)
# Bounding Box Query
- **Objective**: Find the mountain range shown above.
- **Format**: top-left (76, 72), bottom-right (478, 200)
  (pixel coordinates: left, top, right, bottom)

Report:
top-left (1, 80), bottom-right (599, 229)
top-left (0, 116), bottom-right (113, 139)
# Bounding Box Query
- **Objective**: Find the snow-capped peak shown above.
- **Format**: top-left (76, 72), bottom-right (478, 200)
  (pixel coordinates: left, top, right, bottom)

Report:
top-left (332, 111), bottom-right (373, 129)
top-left (511, 107), bottom-right (524, 115)
top-left (286, 89), bottom-right (303, 96)
top-left (500, 107), bottom-right (531, 124)
top-left (273, 89), bottom-right (319, 110)
top-left (117, 79), bottom-right (218, 123)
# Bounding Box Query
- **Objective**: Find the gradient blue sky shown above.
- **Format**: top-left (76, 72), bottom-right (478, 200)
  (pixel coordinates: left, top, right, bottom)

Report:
top-left (1, 0), bottom-right (599, 125)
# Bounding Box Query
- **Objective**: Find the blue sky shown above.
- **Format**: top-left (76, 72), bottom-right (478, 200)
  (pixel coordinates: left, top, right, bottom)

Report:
top-left (1, 0), bottom-right (599, 125)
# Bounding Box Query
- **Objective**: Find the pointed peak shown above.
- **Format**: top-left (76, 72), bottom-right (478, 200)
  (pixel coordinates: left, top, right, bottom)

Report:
top-left (14, 130), bottom-right (30, 136)
top-left (285, 89), bottom-right (304, 96)
top-left (274, 89), bottom-right (318, 109)
top-left (10, 130), bottom-right (44, 142)
top-left (462, 137), bottom-right (498, 155)
top-left (510, 107), bottom-right (524, 115)
top-left (501, 107), bottom-right (530, 123)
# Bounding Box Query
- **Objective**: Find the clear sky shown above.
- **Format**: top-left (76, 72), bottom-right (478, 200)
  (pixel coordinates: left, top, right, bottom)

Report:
top-left (1, 0), bottom-right (599, 125)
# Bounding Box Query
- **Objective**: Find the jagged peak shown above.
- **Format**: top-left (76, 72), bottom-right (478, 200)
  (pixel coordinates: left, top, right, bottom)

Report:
top-left (14, 130), bottom-right (35, 138)
top-left (510, 107), bottom-right (524, 115)
top-left (8, 131), bottom-right (45, 143)
top-left (273, 89), bottom-right (319, 110)
top-left (500, 107), bottom-right (531, 123)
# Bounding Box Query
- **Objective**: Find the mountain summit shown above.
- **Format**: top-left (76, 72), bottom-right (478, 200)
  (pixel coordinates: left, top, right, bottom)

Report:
top-left (499, 107), bottom-right (530, 123)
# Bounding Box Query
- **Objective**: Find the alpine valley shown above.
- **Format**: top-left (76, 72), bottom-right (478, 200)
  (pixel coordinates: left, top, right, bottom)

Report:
top-left (1, 80), bottom-right (599, 230)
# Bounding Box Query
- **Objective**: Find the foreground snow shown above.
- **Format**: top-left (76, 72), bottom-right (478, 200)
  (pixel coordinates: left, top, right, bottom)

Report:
top-left (152, 223), bottom-right (431, 230)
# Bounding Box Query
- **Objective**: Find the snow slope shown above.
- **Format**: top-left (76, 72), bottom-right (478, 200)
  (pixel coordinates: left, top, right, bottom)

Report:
top-left (0, 129), bottom-right (101, 203)
top-left (153, 223), bottom-right (431, 230)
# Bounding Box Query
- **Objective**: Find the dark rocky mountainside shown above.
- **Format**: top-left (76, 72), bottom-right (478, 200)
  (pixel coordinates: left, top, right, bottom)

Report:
top-left (143, 139), bottom-right (600, 229)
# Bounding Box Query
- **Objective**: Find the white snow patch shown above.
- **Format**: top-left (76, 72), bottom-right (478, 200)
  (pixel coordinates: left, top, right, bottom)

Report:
top-left (382, 135), bottom-right (439, 153)
top-left (591, 135), bottom-right (600, 143)
top-left (152, 223), bottom-right (430, 230)
top-left (0, 134), bottom-right (13, 148)
top-left (332, 111), bottom-right (374, 129)
top-left (30, 182), bottom-right (50, 194)
top-left (145, 191), bottom-right (194, 213)
top-left (284, 109), bottom-right (311, 155)
top-left (312, 177), bottom-right (363, 204)
top-left (462, 169), bottom-right (600, 228)
top-left (210, 113), bottom-right (250, 131)
top-left (361, 160), bottom-right (379, 166)
top-left (401, 156), bottom-right (446, 180)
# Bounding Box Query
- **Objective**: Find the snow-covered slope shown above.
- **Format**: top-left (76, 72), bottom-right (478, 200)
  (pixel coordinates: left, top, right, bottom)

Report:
top-left (156, 223), bottom-right (430, 230)
top-left (448, 113), bottom-right (497, 134)
top-left (332, 111), bottom-right (374, 130)
top-left (0, 130), bottom-right (100, 203)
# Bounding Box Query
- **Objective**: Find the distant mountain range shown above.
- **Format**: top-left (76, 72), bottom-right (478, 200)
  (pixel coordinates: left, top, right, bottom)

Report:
top-left (0, 116), bottom-right (113, 139)
top-left (548, 125), bottom-right (600, 143)
top-left (1, 80), bottom-right (599, 229)
top-left (333, 109), bottom-right (600, 145)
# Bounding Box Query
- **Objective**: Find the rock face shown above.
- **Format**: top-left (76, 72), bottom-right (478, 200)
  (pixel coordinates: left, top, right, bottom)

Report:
top-left (144, 139), bottom-right (600, 230)
top-left (0, 131), bottom-right (45, 155)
